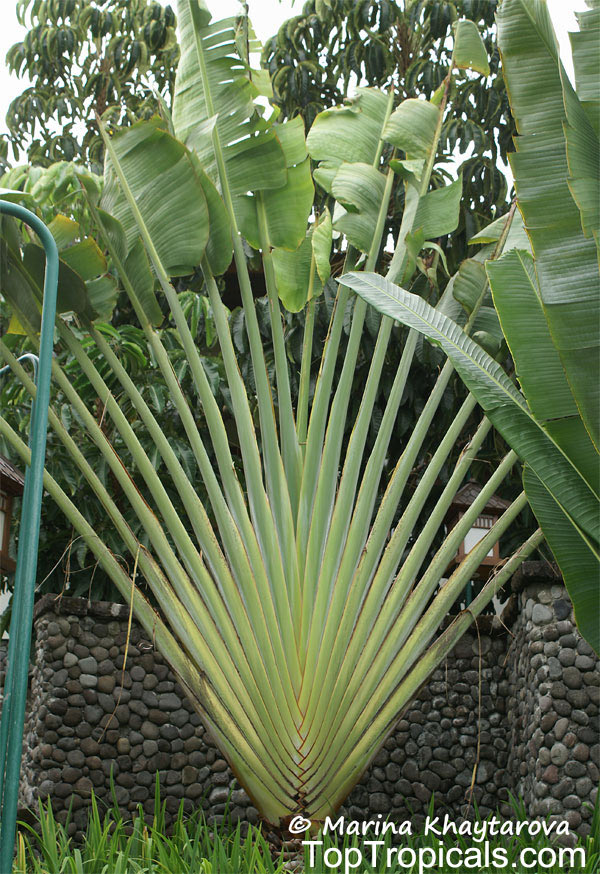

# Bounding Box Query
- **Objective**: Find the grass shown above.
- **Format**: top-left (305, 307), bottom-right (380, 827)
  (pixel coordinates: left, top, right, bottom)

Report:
top-left (12, 783), bottom-right (599, 873)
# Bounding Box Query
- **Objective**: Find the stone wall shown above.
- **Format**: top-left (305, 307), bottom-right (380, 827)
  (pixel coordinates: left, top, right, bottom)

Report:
top-left (504, 563), bottom-right (599, 835)
top-left (0, 562), bottom-right (597, 841)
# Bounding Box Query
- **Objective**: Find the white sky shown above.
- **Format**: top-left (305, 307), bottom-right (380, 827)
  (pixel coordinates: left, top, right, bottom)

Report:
top-left (0, 0), bottom-right (585, 150)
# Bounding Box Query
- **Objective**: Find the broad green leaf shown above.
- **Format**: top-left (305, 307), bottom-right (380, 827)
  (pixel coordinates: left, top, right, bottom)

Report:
top-left (24, 243), bottom-right (92, 320)
top-left (311, 209), bottom-right (332, 284)
top-left (498, 0), bottom-right (599, 449)
top-left (468, 211), bottom-right (530, 251)
top-left (389, 158), bottom-right (425, 188)
top-left (384, 98), bottom-right (439, 162)
top-left (224, 130), bottom-right (287, 195)
top-left (571, 1), bottom-right (600, 128)
top-left (100, 117), bottom-right (209, 276)
top-left (452, 258), bottom-right (487, 314)
top-left (0, 249), bottom-right (41, 331)
top-left (85, 276), bottom-right (118, 323)
top-left (60, 237), bottom-right (107, 281)
top-left (173, 1), bottom-right (287, 193)
top-left (124, 239), bottom-right (163, 327)
top-left (468, 214), bottom-right (506, 244)
top-left (235, 118), bottom-right (314, 252)
top-left (340, 270), bottom-right (599, 546)
top-left (274, 115), bottom-right (309, 167)
top-left (95, 209), bottom-right (127, 264)
top-left (272, 231), bottom-right (322, 312)
top-left (560, 63), bottom-right (600, 247)
top-left (192, 156), bottom-right (233, 275)
top-left (488, 248), bottom-right (599, 490)
top-left (48, 215), bottom-right (80, 250)
top-left (413, 176), bottom-right (462, 238)
top-left (330, 163), bottom-right (387, 252)
top-left (453, 19), bottom-right (490, 76)
top-left (306, 88), bottom-right (391, 166)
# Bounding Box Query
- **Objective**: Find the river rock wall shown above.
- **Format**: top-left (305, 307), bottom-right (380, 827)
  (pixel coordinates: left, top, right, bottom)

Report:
top-left (0, 562), bottom-right (597, 842)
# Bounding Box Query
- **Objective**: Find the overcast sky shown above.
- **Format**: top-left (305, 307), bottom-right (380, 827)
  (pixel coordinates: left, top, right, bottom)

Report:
top-left (0, 0), bottom-right (585, 148)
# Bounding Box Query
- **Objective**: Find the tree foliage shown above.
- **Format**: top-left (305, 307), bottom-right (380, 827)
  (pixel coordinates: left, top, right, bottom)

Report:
top-left (4, 0), bottom-right (179, 170)
top-left (263, 0), bottom-right (513, 260)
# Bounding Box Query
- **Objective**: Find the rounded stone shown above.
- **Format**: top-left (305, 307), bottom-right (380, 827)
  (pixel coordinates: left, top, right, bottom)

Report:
top-left (97, 676), bottom-right (115, 694)
top-left (141, 720), bottom-right (160, 741)
top-left (542, 765), bottom-right (559, 784)
top-left (572, 743), bottom-right (590, 762)
top-left (563, 667), bottom-right (583, 689)
top-left (565, 761), bottom-right (587, 778)
top-left (79, 656), bottom-right (97, 674)
top-left (67, 750), bottom-right (85, 768)
top-left (532, 604), bottom-right (553, 625)
top-left (550, 743), bottom-right (569, 766)
top-left (576, 777), bottom-right (593, 796)
top-left (79, 674), bottom-right (97, 688)
top-left (554, 717), bottom-right (569, 740)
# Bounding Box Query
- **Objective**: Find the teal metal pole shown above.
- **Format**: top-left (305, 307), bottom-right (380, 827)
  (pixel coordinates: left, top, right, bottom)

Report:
top-left (0, 201), bottom-right (58, 871)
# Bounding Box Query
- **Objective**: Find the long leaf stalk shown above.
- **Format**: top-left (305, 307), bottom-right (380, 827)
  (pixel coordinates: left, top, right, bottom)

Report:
top-left (98, 126), bottom-right (303, 701)
top-left (296, 91), bottom-right (396, 565)
top-left (0, 344), bottom-right (302, 793)
top-left (302, 489), bottom-right (527, 804)
top-left (298, 408), bottom-right (496, 762)
top-left (315, 525), bottom-right (545, 816)
top-left (87, 203), bottom-right (297, 690)
top-left (298, 392), bottom-right (484, 738)
top-left (296, 293), bottom-right (316, 447)
top-left (299, 41), bottom-right (479, 649)
top-left (0, 415), bottom-right (295, 820)
top-left (299, 171), bottom-right (397, 650)
top-left (185, 1), bottom-right (298, 581)
top-left (84, 324), bottom-right (303, 746)
top-left (0, 317), bottom-right (304, 775)
top-left (256, 192), bottom-right (303, 513)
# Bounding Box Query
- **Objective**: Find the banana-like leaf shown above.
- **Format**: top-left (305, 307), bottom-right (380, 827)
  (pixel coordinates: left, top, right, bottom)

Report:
top-left (498, 0), bottom-right (600, 449)
top-left (570, 1), bottom-right (600, 131)
top-left (340, 271), bottom-right (599, 550)
top-left (306, 88), bottom-right (391, 166)
top-left (452, 258), bottom-right (487, 314)
top-left (453, 19), bottom-right (490, 76)
top-left (488, 249), bottom-right (599, 489)
top-left (24, 243), bottom-right (116, 322)
top-left (173, 0), bottom-right (287, 194)
top-left (468, 211), bottom-right (530, 251)
top-left (193, 157), bottom-right (233, 275)
top-left (236, 118), bottom-right (314, 252)
top-left (311, 209), bottom-right (332, 284)
top-left (413, 175), bottom-right (462, 238)
top-left (384, 98), bottom-right (439, 166)
top-left (124, 239), bottom-right (163, 328)
top-left (60, 237), bottom-right (106, 280)
top-left (271, 230), bottom-right (322, 312)
top-left (330, 163), bottom-right (387, 253)
top-left (100, 117), bottom-right (210, 276)
top-left (47, 215), bottom-right (79, 249)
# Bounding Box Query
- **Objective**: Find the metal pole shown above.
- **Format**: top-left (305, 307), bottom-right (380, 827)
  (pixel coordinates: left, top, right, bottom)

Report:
top-left (0, 201), bottom-right (58, 871)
